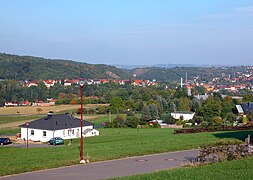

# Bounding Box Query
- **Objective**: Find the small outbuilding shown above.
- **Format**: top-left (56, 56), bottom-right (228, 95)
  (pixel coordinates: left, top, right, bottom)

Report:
top-left (170, 111), bottom-right (195, 121)
top-left (19, 113), bottom-right (99, 142)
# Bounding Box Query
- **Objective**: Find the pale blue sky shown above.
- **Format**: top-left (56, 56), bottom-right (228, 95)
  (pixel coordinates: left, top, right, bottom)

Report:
top-left (0, 0), bottom-right (253, 65)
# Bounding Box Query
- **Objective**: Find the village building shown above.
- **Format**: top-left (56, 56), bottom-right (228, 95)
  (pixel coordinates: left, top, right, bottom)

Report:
top-left (170, 111), bottom-right (195, 121)
top-left (26, 81), bottom-right (38, 87)
top-left (236, 102), bottom-right (253, 115)
top-left (43, 79), bottom-right (55, 88)
top-left (64, 79), bottom-right (72, 86)
top-left (19, 113), bottom-right (99, 142)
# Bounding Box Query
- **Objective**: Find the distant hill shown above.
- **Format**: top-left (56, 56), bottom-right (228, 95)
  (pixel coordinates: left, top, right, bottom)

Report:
top-left (115, 64), bottom-right (210, 70)
top-left (0, 53), bottom-right (131, 80)
top-left (0, 53), bottom-right (244, 83)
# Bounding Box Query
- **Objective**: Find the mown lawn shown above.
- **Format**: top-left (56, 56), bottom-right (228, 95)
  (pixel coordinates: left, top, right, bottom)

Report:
top-left (113, 156), bottom-right (253, 180)
top-left (0, 128), bottom-right (252, 176)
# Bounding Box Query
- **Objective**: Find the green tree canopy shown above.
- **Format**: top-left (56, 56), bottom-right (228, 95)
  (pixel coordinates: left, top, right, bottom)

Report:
top-left (198, 96), bottom-right (222, 121)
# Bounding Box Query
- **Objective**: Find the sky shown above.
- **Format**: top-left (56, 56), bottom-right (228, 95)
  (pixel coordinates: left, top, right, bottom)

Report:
top-left (0, 0), bottom-right (253, 65)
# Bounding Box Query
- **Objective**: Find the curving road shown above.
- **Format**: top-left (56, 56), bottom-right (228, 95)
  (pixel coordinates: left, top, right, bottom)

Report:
top-left (1, 149), bottom-right (198, 180)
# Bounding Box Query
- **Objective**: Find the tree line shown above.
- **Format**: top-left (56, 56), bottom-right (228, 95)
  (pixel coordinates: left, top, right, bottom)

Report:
top-left (2, 80), bottom-right (253, 128)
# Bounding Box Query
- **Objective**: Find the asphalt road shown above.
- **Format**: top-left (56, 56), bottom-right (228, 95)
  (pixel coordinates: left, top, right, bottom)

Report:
top-left (1, 149), bottom-right (198, 180)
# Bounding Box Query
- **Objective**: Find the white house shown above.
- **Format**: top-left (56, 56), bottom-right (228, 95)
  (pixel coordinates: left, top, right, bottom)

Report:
top-left (170, 111), bottom-right (195, 121)
top-left (19, 114), bottom-right (99, 142)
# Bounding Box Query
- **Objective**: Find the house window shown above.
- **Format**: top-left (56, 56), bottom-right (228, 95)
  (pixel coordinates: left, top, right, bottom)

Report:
top-left (72, 129), bottom-right (74, 135)
top-left (31, 130), bottom-right (34, 136)
top-left (43, 131), bottom-right (46, 137)
top-left (63, 130), bottom-right (65, 136)
top-left (68, 129), bottom-right (71, 136)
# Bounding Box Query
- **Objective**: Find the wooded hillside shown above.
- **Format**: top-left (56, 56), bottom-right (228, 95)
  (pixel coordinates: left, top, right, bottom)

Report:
top-left (0, 53), bottom-right (131, 80)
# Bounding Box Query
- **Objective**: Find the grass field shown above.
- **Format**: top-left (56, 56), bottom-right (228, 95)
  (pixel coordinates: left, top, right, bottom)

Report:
top-left (1, 128), bottom-right (253, 176)
top-left (0, 115), bottom-right (44, 124)
top-left (0, 128), bottom-right (20, 135)
top-left (113, 156), bottom-right (253, 180)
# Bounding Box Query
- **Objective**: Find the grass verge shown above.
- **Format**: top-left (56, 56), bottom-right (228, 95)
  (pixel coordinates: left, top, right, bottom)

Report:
top-left (112, 156), bottom-right (253, 180)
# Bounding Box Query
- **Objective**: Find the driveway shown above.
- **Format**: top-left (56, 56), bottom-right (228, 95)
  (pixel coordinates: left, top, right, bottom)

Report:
top-left (1, 149), bottom-right (198, 180)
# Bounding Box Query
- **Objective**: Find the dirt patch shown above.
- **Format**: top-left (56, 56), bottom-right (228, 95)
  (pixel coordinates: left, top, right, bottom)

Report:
top-left (0, 105), bottom-right (80, 115)
top-left (15, 139), bottom-right (43, 144)
top-left (0, 104), bottom-right (109, 115)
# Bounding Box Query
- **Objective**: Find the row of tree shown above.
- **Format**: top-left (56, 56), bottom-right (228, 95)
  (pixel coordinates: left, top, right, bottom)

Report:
top-left (1, 80), bottom-right (253, 126)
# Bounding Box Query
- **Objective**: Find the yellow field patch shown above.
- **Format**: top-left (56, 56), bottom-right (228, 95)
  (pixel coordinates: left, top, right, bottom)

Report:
top-left (0, 105), bottom-right (80, 115)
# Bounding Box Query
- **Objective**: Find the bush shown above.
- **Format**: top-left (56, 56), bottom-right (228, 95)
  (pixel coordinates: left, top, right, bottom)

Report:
top-left (183, 124), bottom-right (191, 128)
top-left (96, 106), bottom-right (109, 114)
top-left (112, 114), bottom-right (126, 128)
top-left (176, 120), bottom-right (183, 125)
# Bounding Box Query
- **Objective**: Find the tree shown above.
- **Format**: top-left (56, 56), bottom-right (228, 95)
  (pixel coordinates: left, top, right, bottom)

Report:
top-left (148, 104), bottom-right (159, 119)
top-left (156, 95), bottom-right (168, 113)
top-left (0, 98), bottom-right (4, 107)
top-left (174, 88), bottom-right (188, 98)
top-left (136, 100), bottom-right (144, 112)
top-left (141, 105), bottom-right (151, 122)
top-left (126, 114), bottom-right (140, 128)
top-left (125, 99), bottom-right (135, 111)
top-left (243, 94), bottom-right (253, 102)
top-left (198, 96), bottom-right (222, 122)
top-left (225, 112), bottom-right (237, 123)
top-left (109, 97), bottom-right (125, 114)
top-left (191, 86), bottom-right (206, 95)
top-left (190, 99), bottom-right (201, 112)
top-left (141, 92), bottom-right (151, 101)
top-left (213, 92), bottom-right (222, 101)
top-left (177, 97), bottom-right (190, 111)
top-left (221, 96), bottom-right (234, 119)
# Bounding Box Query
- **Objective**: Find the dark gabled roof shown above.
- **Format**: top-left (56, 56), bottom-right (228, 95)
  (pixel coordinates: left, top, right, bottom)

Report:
top-left (19, 114), bottom-right (92, 130)
top-left (241, 102), bottom-right (253, 114)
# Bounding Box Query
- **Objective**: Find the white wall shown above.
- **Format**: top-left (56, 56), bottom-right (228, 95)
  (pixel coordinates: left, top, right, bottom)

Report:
top-left (21, 128), bottom-right (54, 142)
top-left (83, 129), bottom-right (100, 137)
top-left (170, 112), bottom-right (195, 121)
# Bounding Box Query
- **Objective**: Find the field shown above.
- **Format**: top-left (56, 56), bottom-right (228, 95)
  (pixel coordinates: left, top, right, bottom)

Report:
top-left (113, 156), bottom-right (253, 180)
top-left (0, 105), bottom-right (107, 130)
top-left (0, 105), bottom-right (80, 115)
top-left (1, 128), bottom-right (253, 176)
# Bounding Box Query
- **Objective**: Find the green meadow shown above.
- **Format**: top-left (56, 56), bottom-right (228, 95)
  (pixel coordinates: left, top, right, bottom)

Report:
top-left (1, 128), bottom-right (252, 176)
